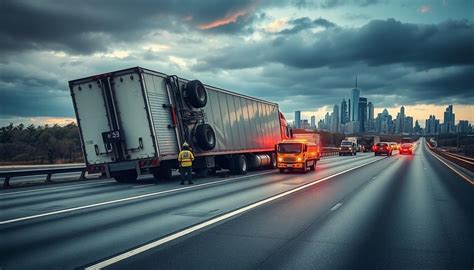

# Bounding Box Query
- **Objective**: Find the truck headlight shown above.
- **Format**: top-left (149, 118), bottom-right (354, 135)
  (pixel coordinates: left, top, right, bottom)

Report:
top-left (297, 157), bottom-right (302, 162)
top-left (278, 157), bottom-right (283, 162)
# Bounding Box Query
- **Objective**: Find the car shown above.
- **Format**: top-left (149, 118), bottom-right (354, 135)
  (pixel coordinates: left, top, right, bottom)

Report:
top-left (389, 142), bottom-right (398, 150)
top-left (399, 143), bottom-right (413, 155)
top-left (374, 142), bottom-right (392, 156)
top-left (339, 140), bottom-right (357, 156)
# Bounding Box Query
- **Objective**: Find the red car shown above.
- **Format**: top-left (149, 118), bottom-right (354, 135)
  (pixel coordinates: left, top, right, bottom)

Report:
top-left (399, 143), bottom-right (413, 155)
top-left (374, 142), bottom-right (392, 156)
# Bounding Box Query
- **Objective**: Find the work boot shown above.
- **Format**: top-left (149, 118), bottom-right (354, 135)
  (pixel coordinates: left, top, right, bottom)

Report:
top-left (189, 181), bottom-right (194, 185)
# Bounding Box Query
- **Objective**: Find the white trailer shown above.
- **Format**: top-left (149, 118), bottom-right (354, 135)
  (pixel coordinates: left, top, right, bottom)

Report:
top-left (69, 67), bottom-right (289, 182)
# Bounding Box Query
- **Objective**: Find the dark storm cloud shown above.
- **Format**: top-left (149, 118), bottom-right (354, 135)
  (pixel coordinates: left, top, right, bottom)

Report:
top-left (277, 17), bottom-right (337, 35)
top-left (196, 18), bottom-right (474, 70)
top-left (0, 0), bottom-right (261, 54)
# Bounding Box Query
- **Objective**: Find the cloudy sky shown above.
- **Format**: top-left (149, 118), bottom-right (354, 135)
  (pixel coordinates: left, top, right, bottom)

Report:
top-left (1, 0), bottom-right (473, 127)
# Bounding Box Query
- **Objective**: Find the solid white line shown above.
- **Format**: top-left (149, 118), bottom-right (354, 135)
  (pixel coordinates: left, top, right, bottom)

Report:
top-left (330, 202), bottom-right (343, 211)
top-left (85, 157), bottom-right (383, 270)
top-left (0, 171), bottom-right (273, 225)
top-left (0, 180), bottom-right (115, 197)
top-left (426, 144), bottom-right (474, 185)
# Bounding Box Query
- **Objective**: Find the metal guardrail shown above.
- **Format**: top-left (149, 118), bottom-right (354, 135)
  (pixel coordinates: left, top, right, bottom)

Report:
top-left (1, 166), bottom-right (87, 188)
top-left (428, 144), bottom-right (474, 172)
top-left (321, 148), bottom-right (340, 157)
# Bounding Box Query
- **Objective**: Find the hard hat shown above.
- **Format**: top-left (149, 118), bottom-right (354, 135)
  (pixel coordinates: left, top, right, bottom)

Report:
top-left (182, 142), bottom-right (189, 147)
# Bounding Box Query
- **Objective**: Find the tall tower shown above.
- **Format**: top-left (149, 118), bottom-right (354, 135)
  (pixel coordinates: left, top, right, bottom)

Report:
top-left (351, 76), bottom-right (360, 121)
top-left (340, 99), bottom-right (348, 124)
top-left (295, 111), bottom-right (301, 128)
top-left (368, 102), bottom-right (374, 131)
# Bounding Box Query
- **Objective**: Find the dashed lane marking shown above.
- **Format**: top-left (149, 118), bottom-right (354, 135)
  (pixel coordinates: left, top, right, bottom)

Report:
top-left (330, 202), bottom-right (343, 211)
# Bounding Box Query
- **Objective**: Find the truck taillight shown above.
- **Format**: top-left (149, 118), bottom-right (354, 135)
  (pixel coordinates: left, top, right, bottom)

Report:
top-left (140, 158), bottom-right (159, 168)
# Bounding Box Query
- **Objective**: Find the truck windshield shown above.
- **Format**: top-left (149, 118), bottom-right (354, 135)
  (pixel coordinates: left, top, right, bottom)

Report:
top-left (341, 141), bottom-right (352, 146)
top-left (278, 143), bottom-right (302, 153)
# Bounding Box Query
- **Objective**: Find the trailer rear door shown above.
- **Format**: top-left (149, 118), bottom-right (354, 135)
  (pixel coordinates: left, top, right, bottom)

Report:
top-left (111, 72), bottom-right (156, 160)
top-left (71, 81), bottom-right (114, 164)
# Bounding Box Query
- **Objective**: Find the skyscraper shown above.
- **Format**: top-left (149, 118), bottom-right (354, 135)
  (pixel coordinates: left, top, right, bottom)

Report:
top-left (351, 80), bottom-right (360, 121)
top-left (443, 105), bottom-right (455, 133)
top-left (368, 102), bottom-right (374, 131)
top-left (331, 104), bottom-right (340, 132)
top-left (340, 99), bottom-right (348, 124)
top-left (358, 97), bottom-right (367, 133)
top-left (310, 116), bottom-right (316, 128)
top-left (395, 106), bottom-right (405, 134)
top-left (295, 111), bottom-right (301, 128)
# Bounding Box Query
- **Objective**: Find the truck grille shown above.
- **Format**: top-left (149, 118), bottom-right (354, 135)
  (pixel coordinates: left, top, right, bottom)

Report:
top-left (283, 157), bottom-right (296, 162)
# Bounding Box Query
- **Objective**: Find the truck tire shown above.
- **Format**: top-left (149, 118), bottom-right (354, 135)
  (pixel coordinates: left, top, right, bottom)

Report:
top-left (195, 124), bottom-right (216, 150)
top-left (185, 80), bottom-right (207, 108)
top-left (302, 162), bottom-right (307, 173)
top-left (113, 170), bottom-right (137, 183)
top-left (232, 155), bottom-right (247, 175)
top-left (279, 168), bottom-right (285, 174)
top-left (310, 161), bottom-right (316, 171)
top-left (269, 153), bottom-right (277, 168)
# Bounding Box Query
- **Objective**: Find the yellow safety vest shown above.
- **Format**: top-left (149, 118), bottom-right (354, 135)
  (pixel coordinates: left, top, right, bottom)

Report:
top-left (178, 150), bottom-right (194, 167)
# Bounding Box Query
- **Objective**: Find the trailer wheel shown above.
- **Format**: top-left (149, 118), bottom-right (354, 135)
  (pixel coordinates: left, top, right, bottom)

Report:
top-left (195, 124), bottom-right (216, 151)
top-left (232, 155), bottom-right (247, 175)
top-left (152, 163), bottom-right (173, 181)
top-left (113, 170), bottom-right (137, 183)
top-left (185, 80), bottom-right (207, 108)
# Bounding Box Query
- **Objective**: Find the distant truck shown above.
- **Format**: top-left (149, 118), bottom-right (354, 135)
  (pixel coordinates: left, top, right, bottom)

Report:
top-left (361, 135), bottom-right (380, 152)
top-left (69, 67), bottom-right (290, 182)
top-left (345, 136), bottom-right (361, 152)
top-left (339, 140), bottom-right (357, 156)
top-left (276, 129), bottom-right (321, 173)
top-left (402, 137), bottom-right (412, 143)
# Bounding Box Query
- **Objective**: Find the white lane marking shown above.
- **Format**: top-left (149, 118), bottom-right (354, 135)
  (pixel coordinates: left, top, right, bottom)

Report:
top-left (0, 180), bottom-right (115, 197)
top-left (426, 145), bottom-right (474, 185)
top-left (330, 202), bottom-right (343, 211)
top-left (85, 157), bottom-right (383, 270)
top-left (371, 176), bottom-right (377, 180)
top-left (132, 184), bottom-right (155, 188)
top-left (0, 171), bottom-right (273, 225)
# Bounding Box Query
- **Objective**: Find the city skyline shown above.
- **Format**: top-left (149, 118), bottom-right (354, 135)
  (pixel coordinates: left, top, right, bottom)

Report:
top-left (293, 82), bottom-right (471, 135)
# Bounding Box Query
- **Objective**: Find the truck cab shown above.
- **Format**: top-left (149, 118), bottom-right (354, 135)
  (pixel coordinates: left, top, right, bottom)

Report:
top-left (276, 140), bottom-right (319, 173)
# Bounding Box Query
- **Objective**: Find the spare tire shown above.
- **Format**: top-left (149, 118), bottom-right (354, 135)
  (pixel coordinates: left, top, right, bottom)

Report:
top-left (195, 124), bottom-right (216, 150)
top-left (185, 80), bottom-right (207, 108)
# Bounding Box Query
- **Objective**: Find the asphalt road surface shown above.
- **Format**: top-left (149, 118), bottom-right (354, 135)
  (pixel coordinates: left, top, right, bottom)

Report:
top-left (1, 139), bottom-right (472, 270)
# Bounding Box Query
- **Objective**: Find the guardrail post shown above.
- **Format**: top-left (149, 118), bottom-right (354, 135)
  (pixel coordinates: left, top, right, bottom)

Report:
top-left (45, 173), bottom-right (52, 183)
top-left (3, 176), bottom-right (11, 188)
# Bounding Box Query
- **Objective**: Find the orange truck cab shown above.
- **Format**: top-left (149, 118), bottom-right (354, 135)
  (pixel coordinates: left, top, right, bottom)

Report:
top-left (276, 139), bottom-right (319, 173)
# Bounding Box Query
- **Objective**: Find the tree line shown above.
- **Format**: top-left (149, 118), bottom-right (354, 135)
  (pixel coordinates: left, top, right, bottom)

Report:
top-left (0, 123), bottom-right (84, 165)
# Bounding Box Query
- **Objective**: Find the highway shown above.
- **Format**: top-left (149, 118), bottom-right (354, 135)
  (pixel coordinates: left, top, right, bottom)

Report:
top-left (0, 139), bottom-right (473, 270)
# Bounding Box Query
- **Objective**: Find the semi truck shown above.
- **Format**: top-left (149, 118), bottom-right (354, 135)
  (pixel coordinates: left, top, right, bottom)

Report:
top-left (276, 129), bottom-right (321, 173)
top-left (69, 67), bottom-right (290, 182)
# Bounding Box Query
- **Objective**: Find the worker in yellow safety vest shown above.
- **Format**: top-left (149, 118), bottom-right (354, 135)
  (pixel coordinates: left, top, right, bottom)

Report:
top-left (178, 142), bottom-right (194, 185)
